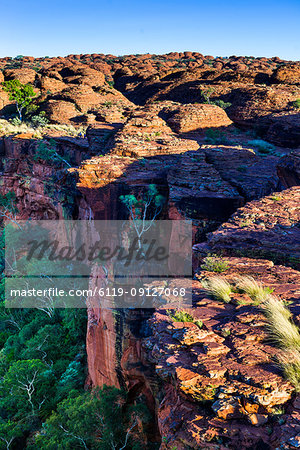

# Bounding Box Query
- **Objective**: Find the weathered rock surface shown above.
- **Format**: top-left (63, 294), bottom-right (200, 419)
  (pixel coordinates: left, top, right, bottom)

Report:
top-left (3, 67), bottom-right (37, 84)
top-left (277, 148), bottom-right (300, 187)
top-left (196, 187), bottom-right (300, 268)
top-left (203, 145), bottom-right (281, 200)
top-left (43, 99), bottom-right (80, 123)
top-left (0, 135), bottom-right (89, 219)
top-left (272, 64), bottom-right (300, 85)
top-left (167, 149), bottom-right (244, 237)
top-left (162, 103), bottom-right (232, 133)
top-left (145, 257), bottom-right (300, 449)
top-left (0, 88), bottom-right (10, 111)
top-left (257, 111), bottom-right (300, 148)
top-left (1, 54), bottom-right (299, 147)
top-left (73, 107), bottom-right (283, 233)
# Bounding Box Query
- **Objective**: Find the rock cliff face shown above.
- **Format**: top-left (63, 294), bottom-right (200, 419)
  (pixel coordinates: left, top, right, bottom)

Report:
top-left (1, 53), bottom-right (300, 449)
top-left (0, 134), bottom-right (99, 219)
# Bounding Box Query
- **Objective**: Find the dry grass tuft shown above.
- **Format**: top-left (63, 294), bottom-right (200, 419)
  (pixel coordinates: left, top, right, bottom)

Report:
top-left (277, 349), bottom-right (300, 392)
top-left (44, 124), bottom-right (87, 136)
top-left (0, 119), bottom-right (87, 138)
top-left (263, 296), bottom-right (300, 350)
top-left (235, 275), bottom-right (273, 304)
top-left (202, 277), bottom-right (232, 303)
top-left (262, 296), bottom-right (300, 390)
top-left (0, 119), bottom-right (42, 138)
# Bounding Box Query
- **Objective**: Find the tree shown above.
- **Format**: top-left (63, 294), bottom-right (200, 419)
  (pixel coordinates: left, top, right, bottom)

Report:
top-left (2, 80), bottom-right (36, 121)
top-left (0, 192), bottom-right (19, 226)
top-left (0, 420), bottom-right (22, 450)
top-left (201, 86), bottom-right (215, 104)
top-left (0, 359), bottom-right (54, 418)
top-left (33, 140), bottom-right (72, 168)
top-left (120, 184), bottom-right (165, 249)
top-left (35, 387), bottom-right (146, 449)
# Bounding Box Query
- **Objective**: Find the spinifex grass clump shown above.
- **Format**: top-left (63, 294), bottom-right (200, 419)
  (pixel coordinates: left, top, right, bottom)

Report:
top-left (201, 254), bottom-right (229, 273)
top-left (262, 296), bottom-right (300, 391)
top-left (263, 296), bottom-right (300, 350)
top-left (277, 350), bottom-right (300, 392)
top-left (236, 276), bottom-right (273, 304)
top-left (202, 277), bottom-right (232, 303)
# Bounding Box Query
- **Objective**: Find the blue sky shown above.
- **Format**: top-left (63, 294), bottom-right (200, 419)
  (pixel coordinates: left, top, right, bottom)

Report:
top-left (1, 0), bottom-right (299, 60)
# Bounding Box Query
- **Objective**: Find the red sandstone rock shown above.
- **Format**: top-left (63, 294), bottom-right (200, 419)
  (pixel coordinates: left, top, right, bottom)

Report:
top-left (272, 64), bottom-right (300, 85)
top-left (164, 103), bottom-right (232, 133)
top-left (1, 52), bottom-right (300, 449)
top-left (39, 76), bottom-right (67, 94)
top-left (0, 88), bottom-right (11, 111)
top-left (201, 187), bottom-right (300, 268)
top-left (258, 110), bottom-right (300, 148)
top-left (203, 145), bottom-right (280, 200)
top-left (61, 66), bottom-right (106, 88)
top-left (145, 257), bottom-right (300, 448)
top-left (3, 68), bottom-right (37, 84)
top-left (277, 149), bottom-right (300, 187)
top-left (43, 99), bottom-right (79, 123)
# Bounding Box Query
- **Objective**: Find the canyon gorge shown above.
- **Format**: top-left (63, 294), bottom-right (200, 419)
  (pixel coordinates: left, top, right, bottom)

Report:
top-left (0, 52), bottom-right (299, 449)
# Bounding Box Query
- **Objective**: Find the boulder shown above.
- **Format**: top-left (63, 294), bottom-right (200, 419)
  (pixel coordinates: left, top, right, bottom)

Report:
top-left (165, 103), bottom-right (232, 133)
top-left (0, 88), bottom-right (11, 112)
top-left (61, 66), bottom-right (106, 88)
top-left (43, 99), bottom-right (79, 123)
top-left (3, 68), bottom-right (37, 84)
top-left (258, 111), bottom-right (300, 148)
top-left (272, 63), bottom-right (300, 85)
top-left (40, 76), bottom-right (67, 94)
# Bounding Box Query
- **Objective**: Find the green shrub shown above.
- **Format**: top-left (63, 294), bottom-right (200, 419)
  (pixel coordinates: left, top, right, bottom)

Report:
top-left (205, 128), bottom-right (232, 145)
top-left (30, 113), bottom-right (49, 128)
top-left (248, 139), bottom-right (275, 154)
top-left (292, 99), bottom-right (300, 109)
top-left (167, 309), bottom-right (194, 322)
top-left (262, 296), bottom-right (300, 390)
top-left (2, 79), bottom-right (36, 121)
top-left (213, 100), bottom-right (232, 109)
top-left (167, 310), bottom-right (203, 328)
top-left (277, 350), bottom-right (300, 392)
top-left (9, 116), bottom-right (22, 126)
top-left (263, 296), bottom-right (300, 350)
top-left (201, 254), bottom-right (229, 273)
top-left (33, 140), bottom-right (71, 167)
